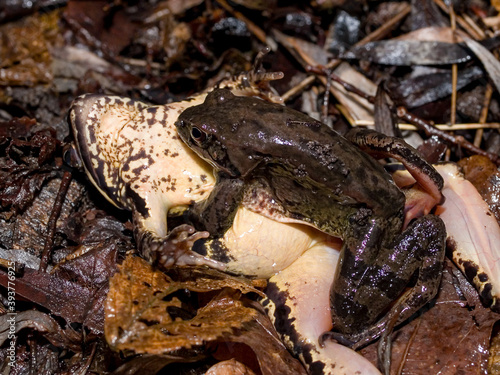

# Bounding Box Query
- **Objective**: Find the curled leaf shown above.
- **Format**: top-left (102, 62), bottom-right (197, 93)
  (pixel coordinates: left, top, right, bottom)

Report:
top-left (105, 255), bottom-right (261, 355)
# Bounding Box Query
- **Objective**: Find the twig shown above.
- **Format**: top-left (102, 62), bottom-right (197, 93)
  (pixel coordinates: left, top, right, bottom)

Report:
top-left (474, 84), bottom-right (493, 147)
top-left (450, 5), bottom-right (458, 126)
top-left (39, 171), bottom-right (72, 272)
top-left (396, 318), bottom-right (422, 375)
top-left (433, 0), bottom-right (484, 39)
top-left (281, 2), bottom-right (411, 102)
top-left (349, 119), bottom-right (500, 131)
top-left (309, 66), bottom-right (500, 165)
top-left (397, 107), bottom-right (500, 164)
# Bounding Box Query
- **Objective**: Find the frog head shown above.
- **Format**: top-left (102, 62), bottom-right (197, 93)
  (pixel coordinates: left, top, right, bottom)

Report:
top-left (69, 94), bottom-right (151, 209)
top-left (175, 88), bottom-right (265, 178)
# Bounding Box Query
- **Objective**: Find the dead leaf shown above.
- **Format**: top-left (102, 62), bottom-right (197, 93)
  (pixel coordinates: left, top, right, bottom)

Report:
top-left (0, 265), bottom-right (109, 334)
top-left (361, 260), bottom-right (497, 374)
top-left (341, 40), bottom-right (472, 65)
top-left (388, 66), bottom-right (484, 108)
top-left (0, 11), bottom-right (61, 86)
top-left (0, 310), bottom-right (81, 351)
top-left (212, 302), bottom-right (309, 375)
top-left (105, 255), bottom-right (261, 354)
top-left (462, 35), bottom-right (500, 105)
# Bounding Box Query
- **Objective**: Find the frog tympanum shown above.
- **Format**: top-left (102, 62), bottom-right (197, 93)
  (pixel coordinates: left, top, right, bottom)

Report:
top-left (175, 88), bottom-right (447, 349)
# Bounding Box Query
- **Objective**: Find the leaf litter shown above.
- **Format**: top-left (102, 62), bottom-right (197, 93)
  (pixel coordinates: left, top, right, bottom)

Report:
top-left (1, 1), bottom-right (500, 374)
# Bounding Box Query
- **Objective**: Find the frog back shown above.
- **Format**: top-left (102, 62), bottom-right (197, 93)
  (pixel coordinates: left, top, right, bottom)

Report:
top-left (180, 89), bottom-right (404, 218)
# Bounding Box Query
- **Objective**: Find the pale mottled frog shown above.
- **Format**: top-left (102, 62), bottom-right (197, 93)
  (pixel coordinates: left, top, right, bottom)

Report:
top-left (175, 88), bottom-right (447, 347)
top-left (69, 70), bottom-right (282, 269)
top-left (68, 75), bottom-right (383, 374)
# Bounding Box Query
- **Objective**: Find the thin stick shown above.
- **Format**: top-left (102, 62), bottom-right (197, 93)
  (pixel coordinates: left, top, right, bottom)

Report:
top-left (397, 107), bottom-right (500, 164)
top-left (433, 0), bottom-right (484, 39)
top-left (350, 119), bottom-right (500, 130)
top-left (281, 3), bottom-right (411, 102)
top-left (474, 84), bottom-right (493, 147)
top-left (450, 5), bottom-right (458, 126)
top-left (39, 171), bottom-right (72, 272)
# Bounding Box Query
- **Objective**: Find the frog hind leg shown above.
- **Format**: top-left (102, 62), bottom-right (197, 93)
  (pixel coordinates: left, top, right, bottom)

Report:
top-left (325, 214), bottom-right (446, 372)
top-left (132, 210), bottom-right (226, 271)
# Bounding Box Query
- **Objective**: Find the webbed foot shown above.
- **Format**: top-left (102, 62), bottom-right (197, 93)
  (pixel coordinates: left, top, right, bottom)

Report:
top-left (217, 47), bottom-right (284, 104)
top-left (145, 224), bottom-right (227, 271)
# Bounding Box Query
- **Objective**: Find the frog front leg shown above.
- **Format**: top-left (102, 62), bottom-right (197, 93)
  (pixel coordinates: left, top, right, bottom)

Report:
top-left (325, 214), bottom-right (446, 371)
top-left (184, 175), bottom-right (246, 237)
top-left (131, 193), bottom-right (226, 270)
top-left (345, 127), bottom-right (444, 225)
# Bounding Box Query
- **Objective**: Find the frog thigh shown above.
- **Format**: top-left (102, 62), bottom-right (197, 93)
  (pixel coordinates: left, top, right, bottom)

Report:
top-left (220, 207), bottom-right (317, 278)
top-left (264, 239), bottom-right (380, 375)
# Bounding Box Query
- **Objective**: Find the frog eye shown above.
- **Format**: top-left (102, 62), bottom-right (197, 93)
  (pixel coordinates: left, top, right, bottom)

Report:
top-left (190, 127), bottom-right (207, 143)
top-left (63, 142), bottom-right (82, 169)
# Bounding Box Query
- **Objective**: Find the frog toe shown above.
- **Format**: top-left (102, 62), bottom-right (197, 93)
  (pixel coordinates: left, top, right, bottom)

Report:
top-left (156, 224), bottom-right (226, 270)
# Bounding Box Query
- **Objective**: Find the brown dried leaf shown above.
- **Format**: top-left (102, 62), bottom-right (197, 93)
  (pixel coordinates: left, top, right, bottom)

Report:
top-left (0, 11), bottom-right (61, 86)
top-left (105, 255), bottom-right (261, 355)
top-left (0, 266), bottom-right (108, 334)
top-left (361, 260), bottom-right (498, 374)
top-left (212, 302), bottom-right (309, 375)
top-left (0, 130), bottom-right (60, 214)
top-left (167, 267), bottom-right (266, 297)
top-left (0, 117), bottom-right (37, 139)
top-left (63, 1), bottom-right (138, 57)
top-left (0, 310), bottom-right (81, 351)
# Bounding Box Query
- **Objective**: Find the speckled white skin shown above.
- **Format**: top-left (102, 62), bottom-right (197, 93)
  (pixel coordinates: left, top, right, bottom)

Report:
top-left (434, 163), bottom-right (500, 310)
top-left (70, 95), bottom-right (215, 237)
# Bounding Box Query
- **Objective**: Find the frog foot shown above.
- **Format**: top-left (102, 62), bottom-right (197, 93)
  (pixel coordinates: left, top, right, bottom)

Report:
top-left (320, 321), bottom-right (397, 375)
top-left (320, 326), bottom-right (386, 350)
top-left (219, 47), bottom-right (284, 104)
top-left (402, 185), bottom-right (439, 227)
top-left (319, 331), bottom-right (357, 348)
top-left (154, 224), bottom-right (227, 271)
